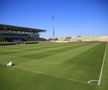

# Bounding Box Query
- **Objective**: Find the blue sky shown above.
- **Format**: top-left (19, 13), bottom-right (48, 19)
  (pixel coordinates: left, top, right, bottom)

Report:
top-left (0, 0), bottom-right (108, 38)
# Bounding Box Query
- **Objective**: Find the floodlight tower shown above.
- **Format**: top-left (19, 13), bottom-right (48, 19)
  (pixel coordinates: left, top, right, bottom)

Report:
top-left (51, 15), bottom-right (55, 40)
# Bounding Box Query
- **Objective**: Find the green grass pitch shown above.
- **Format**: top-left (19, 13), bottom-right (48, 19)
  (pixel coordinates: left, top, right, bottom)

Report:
top-left (0, 42), bottom-right (108, 90)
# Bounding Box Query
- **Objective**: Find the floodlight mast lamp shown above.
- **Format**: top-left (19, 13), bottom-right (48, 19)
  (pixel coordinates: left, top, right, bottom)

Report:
top-left (51, 15), bottom-right (55, 40)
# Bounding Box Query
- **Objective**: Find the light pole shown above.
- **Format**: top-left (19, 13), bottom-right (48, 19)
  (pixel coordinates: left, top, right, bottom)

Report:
top-left (51, 15), bottom-right (55, 40)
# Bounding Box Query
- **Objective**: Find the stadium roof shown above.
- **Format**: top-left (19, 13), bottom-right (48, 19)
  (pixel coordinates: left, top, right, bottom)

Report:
top-left (0, 24), bottom-right (46, 33)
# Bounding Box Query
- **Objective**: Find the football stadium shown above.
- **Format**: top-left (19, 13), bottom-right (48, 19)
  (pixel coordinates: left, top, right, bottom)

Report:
top-left (0, 24), bottom-right (108, 90)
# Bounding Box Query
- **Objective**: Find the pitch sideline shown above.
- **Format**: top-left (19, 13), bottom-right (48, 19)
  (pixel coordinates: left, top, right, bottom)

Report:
top-left (98, 42), bottom-right (107, 86)
top-left (88, 42), bottom-right (108, 85)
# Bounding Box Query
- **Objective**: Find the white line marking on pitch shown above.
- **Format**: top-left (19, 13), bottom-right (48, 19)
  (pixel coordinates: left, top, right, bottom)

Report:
top-left (87, 80), bottom-right (98, 84)
top-left (98, 42), bottom-right (107, 86)
top-left (16, 66), bottom-right (88, 84)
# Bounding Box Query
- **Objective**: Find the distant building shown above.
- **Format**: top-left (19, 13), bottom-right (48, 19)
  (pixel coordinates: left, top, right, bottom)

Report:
top-left (0, 24), bottom-right (46, 42)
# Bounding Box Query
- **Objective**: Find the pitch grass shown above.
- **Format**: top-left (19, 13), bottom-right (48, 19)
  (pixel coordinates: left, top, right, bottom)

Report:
top-left (0, 42), bottom-right (108, 90)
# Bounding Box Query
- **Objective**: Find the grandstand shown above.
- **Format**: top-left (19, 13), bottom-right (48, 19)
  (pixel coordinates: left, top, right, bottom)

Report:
top-left (57, 35), bottom-right (108, 42)
top-left (64, 37), bottom-right (72, 41)
top-left (0, 24), bottom-right (46, 43)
